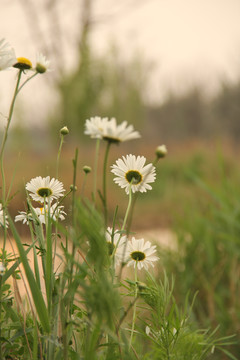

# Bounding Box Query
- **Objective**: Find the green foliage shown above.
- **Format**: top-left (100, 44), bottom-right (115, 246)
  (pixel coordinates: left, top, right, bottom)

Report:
top-left (161, 155), bottom-right (240, 358)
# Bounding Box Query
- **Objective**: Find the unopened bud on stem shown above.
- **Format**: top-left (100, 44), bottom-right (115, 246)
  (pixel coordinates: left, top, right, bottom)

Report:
top-left (155, 145), bottom-right (167, 159)
top-left (83, 166), bottom-right (91, 174)
top-left (60, 126), bottom-right (69, 136)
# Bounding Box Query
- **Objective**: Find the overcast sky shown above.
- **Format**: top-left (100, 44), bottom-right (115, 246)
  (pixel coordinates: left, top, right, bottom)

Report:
top-left (1, 0), bottom-right (240, 125)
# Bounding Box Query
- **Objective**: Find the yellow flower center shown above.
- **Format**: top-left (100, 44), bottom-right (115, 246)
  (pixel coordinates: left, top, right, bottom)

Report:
top-left (14, 57), bottom-right (32, 70)
top-left (131, 251), bottom-right (146, 261)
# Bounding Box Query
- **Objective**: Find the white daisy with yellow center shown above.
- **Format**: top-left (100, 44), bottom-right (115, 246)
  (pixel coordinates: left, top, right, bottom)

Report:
top-left (111, 154), bottom-right (156, 194)
top-left (105, 227), bottom-right (127, 265)
top-left (126, 237), bottom-right (158, 270)
top-left (26, 176), bottom-right (65, 203)
top-left (0, 38), bottom-right (17, 71)
top-left (15, 203), bottom-right (66, 225)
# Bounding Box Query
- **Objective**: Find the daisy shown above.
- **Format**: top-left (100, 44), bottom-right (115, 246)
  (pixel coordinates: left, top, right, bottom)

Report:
top-left (105, 227), bottom-right (127, 265)
top-left (35, 53), bottom-right (51, 74)
top-left (0, 203), bottom-right (8, 228)
top-left (84, 116), bottom-right (109, 139)
top-left (15, 203), bottom-right (66, 225)
top-left (15, 211), bottom-right (33, 225)
top-left (102, 118), bottom-right (140, 143)
top-left (0, 38), bottom-right (17, 71)
top-left (35, 203), bottom-right (66, 224)
top-left (126, 237), bottom-right (159, 270)
top-left (26, 176), bottom-right (65, 203)
top-left (111, 154), bottom-right (156, 194)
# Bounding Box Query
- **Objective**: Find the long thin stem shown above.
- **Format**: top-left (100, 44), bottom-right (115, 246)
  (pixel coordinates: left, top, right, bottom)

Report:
top-left (16, 71), bottom-right (38, 95)
top-left (117, 186), bottom-right (133, 280)
top-left (92, 139), bottom-right (100, 205)
top-left (129, 263), bottom-right (138, 349)
top-left (103, 141), bottom-right (111, 225)
top-left (0, 70), bottom-right (22, 278)
top-left (56, 133), bottom-right (64, 179)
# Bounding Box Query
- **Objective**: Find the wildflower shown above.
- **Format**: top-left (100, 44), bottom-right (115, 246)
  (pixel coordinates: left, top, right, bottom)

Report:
top-left (0, 204), bottom-right (9, 228)
top-left (60, 126), bottom-right (69, 136)
top-left (84, 116), bottom-right (140, 143)
top-left (15, 203), bottom-right (66, 225)
top-left (35, 53), bottom-right (50, 73)
top-left (83, 165), bottom-right (91, 174)
top-left (0, 262), bottom-right (5, 275)
top-left (0, 38), bottom-right (17, 71)
top-left (13, 57), bottom-right (32, 70)
top-left (84, 116), bottom-right (109, 139)
top-left (102, 117), bottom-right (140, 143)
top-left (26, 176), bottom-right (65, 203)
top-left (15, 211), bottom-right (33, 225)
top-left (35, 204), bottom-right (66, 224)
top-left (155, 144), bottom-right (167, 159)
top-left (105, 227), bottom-right (127, 265)
top-left (126, 237), bottom-right (158, 270)
top-left (111, 154), bottom-right (156, 194)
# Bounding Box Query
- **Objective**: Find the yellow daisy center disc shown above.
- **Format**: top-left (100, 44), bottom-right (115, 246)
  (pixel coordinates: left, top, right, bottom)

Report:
top-left (14, 57), bottom-right (32, 70)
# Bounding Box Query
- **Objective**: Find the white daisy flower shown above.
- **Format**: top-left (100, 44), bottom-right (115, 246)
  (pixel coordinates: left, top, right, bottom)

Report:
top-left (35, 204), bottom-right (66, 224)
top-left (84, 116), bottom-right (140, 143)
top-left (105, 227), bottom-right (127, 265)
top-left (126, 237), bottom-right (159, 270)
top-left (15, 203), bottom-right (66, 225)
top-left (0, 38), bottom-right (17, 71)
top-left (0, 203), bottom-right (9, 228)
top-left (102, 117), bottom-right (140, 143)
top-left (35, 53), bottom-right (51, 73)
top-left (84, 116), bottom-right (109, 139)
top-left (111, 154), bottom-right (156, 194)
top-left (26, 176), bottom-right (65, 203)
top-left (15, 211), bottom-right (33, 225)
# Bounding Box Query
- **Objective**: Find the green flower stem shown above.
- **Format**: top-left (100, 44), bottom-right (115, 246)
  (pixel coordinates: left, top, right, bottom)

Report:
top-left (112, 186), bottom-right (132, 262)
top-left (129, 263), bottom-right (138, 349)
top-left (16, 71), bottom-right (38, 95)
top-left (103, 141), bottom-right (111, 225)
top-left (0, 69), bottom-right (22, 262)
top-left (93, 139), bottom-right (100, 205)
top-left (117, 186), bottom-right (133, 280)
top-left (56, 133), bottom-right (64, 179)
top-left (81, 172), bottom-right (88, 197)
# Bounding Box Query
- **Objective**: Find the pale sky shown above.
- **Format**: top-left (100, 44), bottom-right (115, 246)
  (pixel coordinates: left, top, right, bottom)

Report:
top-left (1, 0), bottom-right (240, 125)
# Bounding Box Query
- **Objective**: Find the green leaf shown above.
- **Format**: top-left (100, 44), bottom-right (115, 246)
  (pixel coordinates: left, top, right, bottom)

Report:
top-left (8, 216), bottom-right (50, 333)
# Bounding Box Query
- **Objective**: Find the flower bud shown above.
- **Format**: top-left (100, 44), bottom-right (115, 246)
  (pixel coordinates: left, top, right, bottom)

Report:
top-left (36, 63), bottom-right (46, 74)
top-left (60, 126), bottom-right (69, 136)
top-left (70, 185), bottom-right (77, 191)
top-left (83, 166), bottom-right (91, 174)
top-left (155, 145), bottom-right (167, 159)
